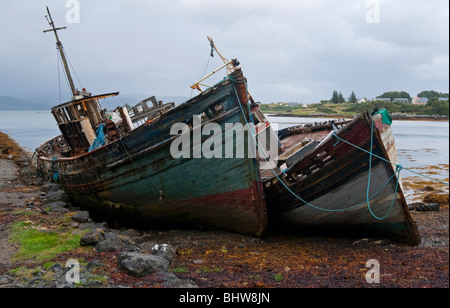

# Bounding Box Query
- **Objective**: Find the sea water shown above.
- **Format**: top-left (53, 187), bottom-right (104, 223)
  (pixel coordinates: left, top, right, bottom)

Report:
top-left (0, 110), bottom-right (60, 152)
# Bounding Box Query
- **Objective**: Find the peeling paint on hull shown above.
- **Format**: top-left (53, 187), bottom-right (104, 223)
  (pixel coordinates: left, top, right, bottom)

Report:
top-left (264, 113), bottom-right (421, 245)
top-left (36, 76), bottom-right (268, 236)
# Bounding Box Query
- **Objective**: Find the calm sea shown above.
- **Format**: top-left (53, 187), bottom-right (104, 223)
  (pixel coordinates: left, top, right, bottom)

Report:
top-left (0, 110), bottom-right (448, 179)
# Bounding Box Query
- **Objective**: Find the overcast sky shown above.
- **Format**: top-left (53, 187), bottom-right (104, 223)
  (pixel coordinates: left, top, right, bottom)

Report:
top-left (0, 0), bottom-right (448, 104)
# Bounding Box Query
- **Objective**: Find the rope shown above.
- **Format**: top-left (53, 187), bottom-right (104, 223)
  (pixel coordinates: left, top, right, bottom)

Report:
top-left (332, 130), bottom-right (449, 186)
top-left (365, 120), bottom-right (398, 220)
top-left (229, 76), bottom-right (422, 219)
top-left (51, 157), bottom-right (59, 182)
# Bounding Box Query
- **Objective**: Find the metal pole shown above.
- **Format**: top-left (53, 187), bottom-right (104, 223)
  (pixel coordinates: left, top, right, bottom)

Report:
top-left (44, 6), bottom-right (76, 95)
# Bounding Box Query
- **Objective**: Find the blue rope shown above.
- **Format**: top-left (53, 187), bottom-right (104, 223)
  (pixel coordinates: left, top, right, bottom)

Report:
top-left (229, 77), bottom-right (402, 217)
top-left (365, 120), bottom-right (397, 220)
top-left (332, 131), bottom-right (449, 186)
top-left (51, 157), bottom-right (59, 181)
top-left (229, 74), bottom-right (449, 219)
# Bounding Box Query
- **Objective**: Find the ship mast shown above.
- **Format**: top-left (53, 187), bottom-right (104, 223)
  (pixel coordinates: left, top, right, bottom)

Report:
top-left (43, 6), bottom-right (77, 96)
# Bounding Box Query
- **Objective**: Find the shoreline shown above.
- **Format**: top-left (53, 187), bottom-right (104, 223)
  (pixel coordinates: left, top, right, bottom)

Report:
top-left (267, 113), bottom-right (450, 121)
top-left (1, 131), bottom-right (448, 288)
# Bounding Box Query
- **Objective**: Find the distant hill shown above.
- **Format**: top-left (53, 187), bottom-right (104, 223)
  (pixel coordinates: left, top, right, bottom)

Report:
top-left (0, 92), bottom-right (190, 111)
top-left (0, 96), bottom-right (50, 111)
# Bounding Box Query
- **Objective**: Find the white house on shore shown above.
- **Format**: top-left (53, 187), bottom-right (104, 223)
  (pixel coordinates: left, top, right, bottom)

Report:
top-left (412, 97), bottom-right (429, 105)
top-left (357, 98), bottom-right (367, 104)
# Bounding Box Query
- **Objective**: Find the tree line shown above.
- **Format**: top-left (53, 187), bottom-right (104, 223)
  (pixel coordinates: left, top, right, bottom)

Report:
top-left (329, 90), bottom-right (448, 104)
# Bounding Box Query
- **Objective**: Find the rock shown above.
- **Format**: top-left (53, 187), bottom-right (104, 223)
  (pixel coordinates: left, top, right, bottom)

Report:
top-left (94, 235), bottom-right (136, 252)
top-left (78, 221), bottom-right (108, 230)
top-left (104, 231), bottom-right (118, 240)
top-left (156, 271), bottom-right (197, 288)
top-left (41, 190), bottom-right (69, 205)
top-left (131, 236), bottom-right (147, 245)
top-left (0, 276), bottom-right (14, 286)
top-left (31, 177), bottom-right (45, 186)
top-left (141, 233), bottom-right (153, 242)
top-left (95, 237), bottom-right (125, 252)
top-left (121, 246), bottom-right (142, 253)
top-left (352, 238), bottom-right (370, 246)
top-left (50, 206), bottom-right (69, 213)
top-left (117, 252), bottom-right (170, 277)
top-left (138, 241), bottom-right (158, 252)
top-left (71, 211), bottom-right (90, 223)
top-left (86, 260), bottom-right (103, 272)
top-left (121, 229), bottom-right (142, 237)
top-left (151, 244), bottom-right (177, 264)
top-left (28, 278), bottom-right (48, 288)
top-left (80, 228), bottom-right (105, 246)
top-left (40, 182), bottom-right (63, 194)
top-left (44, 201), bottom-right (68, 212)
top-left (48, 263), bottom-right (64, 277)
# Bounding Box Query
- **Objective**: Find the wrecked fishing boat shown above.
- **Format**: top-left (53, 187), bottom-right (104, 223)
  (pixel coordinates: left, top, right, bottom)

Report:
top-left (35, 8), bottom-right (267, 236)
top-left (261, 111), bottom-right (421, 245)
top-left (34, 9), bottom-right (419, 244)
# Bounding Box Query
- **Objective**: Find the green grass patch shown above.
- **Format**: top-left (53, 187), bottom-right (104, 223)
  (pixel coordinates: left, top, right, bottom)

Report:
top-left (274, 274), bottom-right (284, 282)
top-left (12, 209), bottom-right (34, 216)
top-left (9, 221), bottom-right (85, 262)
top-left (171, 265), bottom-right (188, 273)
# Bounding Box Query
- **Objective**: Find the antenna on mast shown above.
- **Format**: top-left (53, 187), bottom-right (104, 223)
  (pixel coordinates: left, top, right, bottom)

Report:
top-left (44, 6), bottom-right (77, 96)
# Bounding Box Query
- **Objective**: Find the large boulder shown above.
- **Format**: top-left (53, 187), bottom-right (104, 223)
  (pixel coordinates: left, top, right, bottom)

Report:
top-left (71, 211), bottom-right (90, 223)
top-left (40, 182), bottom-right (63, 194)
top-left (117, 252), bottom-right (170, 277)
top-left (41, 190), bottom-right (69, 205)
top-left (45, 201), bottom-right (69, 213)
top-left (80, 228), bottom-right (105, 246)
top-left (94, 235), bottom-right (136, 252)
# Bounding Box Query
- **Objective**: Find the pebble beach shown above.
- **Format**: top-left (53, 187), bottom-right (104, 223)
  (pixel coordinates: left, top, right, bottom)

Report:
top-left (0, 130), bottom-right (448, 289)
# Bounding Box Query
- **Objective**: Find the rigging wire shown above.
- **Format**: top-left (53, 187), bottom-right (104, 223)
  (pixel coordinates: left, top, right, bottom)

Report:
top-left (57, 47), bottom-right (71, 96)
top-left (191, 47), bottom-right (214, 99)
top-left (64, 48), bottom-right (84, 90)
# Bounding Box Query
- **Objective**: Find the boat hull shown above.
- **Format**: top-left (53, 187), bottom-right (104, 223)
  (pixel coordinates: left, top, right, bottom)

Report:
top-left (37, 78), bottom-right (267, 236)
top-left (264, 113), bottom-right (420, 245)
